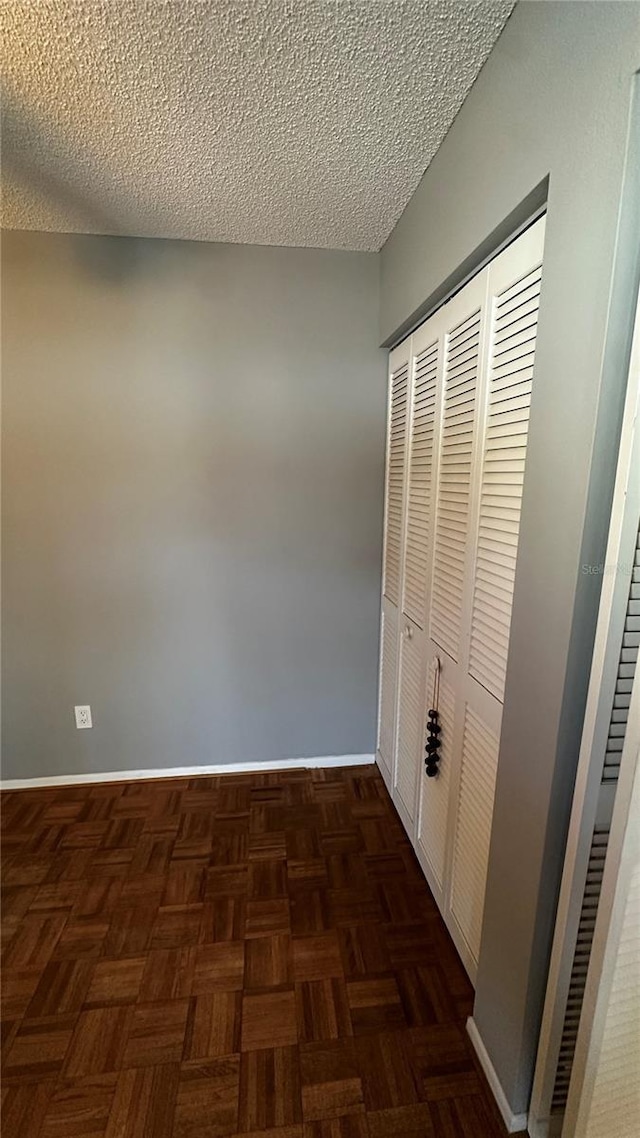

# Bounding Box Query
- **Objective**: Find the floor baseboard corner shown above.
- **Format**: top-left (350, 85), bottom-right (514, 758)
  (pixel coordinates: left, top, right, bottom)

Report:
top-left (375, 752), bottom-right (393, 795)
top-left (466, 1016), bottom-right (529, 1134)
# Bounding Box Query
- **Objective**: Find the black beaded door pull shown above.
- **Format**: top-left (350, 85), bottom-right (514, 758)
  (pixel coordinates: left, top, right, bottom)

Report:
top-left (425, 656), bottom-right (442, 778)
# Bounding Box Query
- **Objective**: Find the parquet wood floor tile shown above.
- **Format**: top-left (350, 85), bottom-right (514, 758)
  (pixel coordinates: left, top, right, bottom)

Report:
top-left (304, 1118), bottom-right (369, 1138)
top-left (1, 764), bottom-right (510, 1136)
top-left (299, 1038), bottom-right (363, 1121)
top-left (106, 1063), bottom-right (180, 1138)
top-left (295, 976), bottom-right (352, 1043)
top-left (39, 1073), bottom-right (118, 1138)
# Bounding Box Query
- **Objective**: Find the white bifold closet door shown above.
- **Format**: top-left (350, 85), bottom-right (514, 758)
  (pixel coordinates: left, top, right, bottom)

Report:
top-left (377, 217), bottom-right (546, 981)
top-left (393, 319), bottom-right (443, 830)
top-left (377, 342), bottom-right (410, 784)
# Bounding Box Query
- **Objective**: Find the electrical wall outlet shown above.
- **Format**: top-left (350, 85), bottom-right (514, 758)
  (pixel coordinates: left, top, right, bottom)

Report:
top-left (74, 705), bottom-right (92, 729)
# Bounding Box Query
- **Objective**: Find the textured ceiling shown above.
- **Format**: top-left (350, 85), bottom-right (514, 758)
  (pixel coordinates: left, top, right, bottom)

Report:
top-left (1, 0), bottom-right (514, 251)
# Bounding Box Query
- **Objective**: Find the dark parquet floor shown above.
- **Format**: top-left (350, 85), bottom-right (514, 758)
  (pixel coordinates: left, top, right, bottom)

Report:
top-left (1, 764), bottom-right (509, 1136)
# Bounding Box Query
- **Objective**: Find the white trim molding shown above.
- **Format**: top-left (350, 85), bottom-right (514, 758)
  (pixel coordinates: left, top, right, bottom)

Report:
top-left (0, 753), bottom-right (375, 790)
top-left (467, 1017), bottom-right (529, 1134)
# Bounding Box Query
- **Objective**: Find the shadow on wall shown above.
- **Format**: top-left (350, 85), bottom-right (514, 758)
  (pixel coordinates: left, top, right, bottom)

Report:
top-left (1, 84), bottom-right (178, 284)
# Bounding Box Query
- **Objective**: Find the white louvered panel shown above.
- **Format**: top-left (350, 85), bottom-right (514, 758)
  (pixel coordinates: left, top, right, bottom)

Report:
top-left (584, 860), bottom-right (640, 1138)
top-left (450, 705), bottom-right (500, 962)
top-left (569, 613), bottom-right (640, 1138)
top-left (604, 524), bottom-right (640, 782)
top-left (550, 528), bottom-right (640, 1115)
top-left (403, 340), bottom-right (439, 629)
top-left (394, 621), bottom-right (425, 826)
top-left (430, 310), bottom-right (480, 661)
top-left (377, 602), bottom-right (399, 777)
top-left (469, 264), bottom-right (542, 702)
top-left (417, 659), bottom-right (455, 891)
top-left (530, 262), bottom-right (635, 1138)
top-left (551, 828), bottom-right (610, 1115)
top-left (383, 362), bottom-right (409, 606)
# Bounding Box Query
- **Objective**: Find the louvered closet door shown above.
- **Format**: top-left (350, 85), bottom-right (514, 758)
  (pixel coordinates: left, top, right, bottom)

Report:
top-left (394, 616), bottom-right (427, 829)
top-left (393, 315), bottom-right (444, 831)
top-left (469, 221), bottom-right (545, 702)
top-left (428, 274), bottom-right (486, 663)
top-left (416, 271), bottom-right (488, 931)
top-left (378, 217), bottom-right (546, 984)
top-left (383, 347), bottom-right (410, 607)
top-left (447, 681), bottom-right (502, 975)
top-left (447, 217), bottom-right (546, 974)
top-left (376, 340), bottom-right (411, 787)
top-left (402, 324), bottom-right (442, 630)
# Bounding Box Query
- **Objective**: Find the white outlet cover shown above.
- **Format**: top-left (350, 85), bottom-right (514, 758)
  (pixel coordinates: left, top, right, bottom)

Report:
top-left (74, 705), bottom-right (92, 729)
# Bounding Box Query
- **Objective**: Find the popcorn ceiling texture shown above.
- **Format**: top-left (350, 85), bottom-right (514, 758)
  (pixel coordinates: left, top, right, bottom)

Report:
top-left (1, 0), bottom-right (514, 251)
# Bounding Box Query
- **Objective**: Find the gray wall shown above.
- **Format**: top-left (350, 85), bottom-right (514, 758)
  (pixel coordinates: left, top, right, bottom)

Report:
top-left (1, 231), bottom-right (385, 780)
top-left (381, 0), bottom-right (640, 1119)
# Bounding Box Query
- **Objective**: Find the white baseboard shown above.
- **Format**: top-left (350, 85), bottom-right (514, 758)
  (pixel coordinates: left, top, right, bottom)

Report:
top-left (467, 1017), bottom-right (529, 1134)
top-left (0, 753), bottom-right (375, 790)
